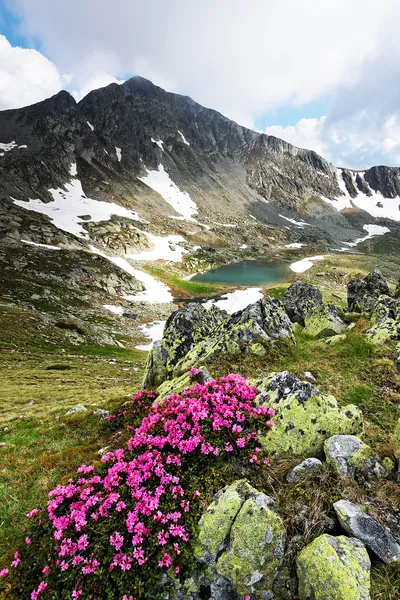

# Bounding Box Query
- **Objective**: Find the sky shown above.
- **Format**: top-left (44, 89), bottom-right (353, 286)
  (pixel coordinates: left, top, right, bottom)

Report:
top-left (1, 0), bottom-right (400, 169)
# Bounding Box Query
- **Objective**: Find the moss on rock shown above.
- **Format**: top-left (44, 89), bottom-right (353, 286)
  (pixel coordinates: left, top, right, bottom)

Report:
top-left (297, 534), bottom-right (371, 600)
top-left (253, 372), bottom-right (363, 459)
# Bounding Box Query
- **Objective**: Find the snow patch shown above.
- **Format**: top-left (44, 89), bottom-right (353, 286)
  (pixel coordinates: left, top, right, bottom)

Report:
top-left (90, 246), bottom-right (173, 304)
top-left (0, 141), bottom-right (27, 156)
top-left (116, 147), bottom-right (122, 162)
top-left (326, 169), bottom-right (400, 220)
top-left (285, 242), bottom-right (305, 249)
top-left (127, 234), bottom-right (187, 262)
top-left (177, 130), bottom-right (190, 146)
top-left (70, 163), bottom-right (77, 177)
top-left (21, 239), bottom-right (61, 251)
top-left (290, 255), bottom-right (325, 273)
top-left (279, 214), bottom-right (314, 227)
top-left (204, 288), bottom-right (263, 315)
top-left (87, 121), bottom-right (94, 131)
top-left (342, 224), bottom-right (390, 248)
top-left (103, 305), bottom-right (124, 316)
top-left (136, 320), bottom-right (166, 351)
top-left (13, 178), bottom-right (146, 239)
top-left (151, 138), bottom-right (164, 151)
top-left (138, 164), bottom-right (198, 221)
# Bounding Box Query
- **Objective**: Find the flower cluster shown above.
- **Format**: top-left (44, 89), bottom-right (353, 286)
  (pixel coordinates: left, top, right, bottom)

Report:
top-left (1, 374), bottom-right (273, 599)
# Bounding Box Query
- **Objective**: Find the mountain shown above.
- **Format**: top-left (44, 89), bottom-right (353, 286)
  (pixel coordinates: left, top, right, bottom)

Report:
top-left (1, 75), bottom-right (400, 338)
top-left (1, 76), bottom-right (400, 251)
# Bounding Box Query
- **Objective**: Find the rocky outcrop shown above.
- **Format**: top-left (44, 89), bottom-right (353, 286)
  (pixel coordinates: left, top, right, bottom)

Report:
top-left (324, 435), bottom-right (388, 478)
top-left (296, 534), bottom-right (371, 600)
top-left (334, 500), bottom-right (400, 564)
top-left (144, 297), bottom-right (294, 388)
top-left (347, 270), bottom-right (390, 313)
top-left (366, 295), bottom-right (400, 344)
top-left (193, 480), bottom-right (288, 599)
top-left (252, 372), bottom-right (363, 458)
top-left (284, 280), bottom-right (346, 338)
top-left (284, 281), bottom-right (323, 326)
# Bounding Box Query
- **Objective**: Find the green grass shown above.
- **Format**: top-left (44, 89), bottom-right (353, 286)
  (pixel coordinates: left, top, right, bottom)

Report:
top-left (142, 263), bottom-right (227, 296)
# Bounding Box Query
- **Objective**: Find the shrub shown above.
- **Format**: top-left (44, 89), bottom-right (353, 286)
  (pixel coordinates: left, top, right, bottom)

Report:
top-left (1, 374), bottom-right (273, 600)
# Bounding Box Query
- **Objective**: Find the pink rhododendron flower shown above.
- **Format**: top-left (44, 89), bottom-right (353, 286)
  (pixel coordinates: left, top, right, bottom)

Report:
top-left (0, 568), bottom-right (8, 578)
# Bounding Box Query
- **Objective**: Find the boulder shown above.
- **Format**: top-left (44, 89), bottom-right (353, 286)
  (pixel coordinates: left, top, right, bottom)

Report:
top-left (366, 295), bottom-right (400, 345)
top-left (347, 269), bottom-right (390, 313)
top-left (253, 372), bottom-right (363, 459)
top-left (65, 404), bottom-right (87, 416)
top-left (144, 297), bottom-right (294, 388)
top-left (324, 435), bottom-right (388, 478)
top-left (284, 281), bottom-right (323, 326)
top-left (192, 480), bottom-right (288, 599)
top-left (297, 534), bottom-right (371, 600)
top-left (334, 500), bottom-right (400, 564)
top-left (303, 304), bottom-right (347, 339)
top-left (286, 457), bottom-right (323, 482)
top-left (143, 303), bottom-right (228, 387)
top-left (156, 367), bottom-right (212, 398)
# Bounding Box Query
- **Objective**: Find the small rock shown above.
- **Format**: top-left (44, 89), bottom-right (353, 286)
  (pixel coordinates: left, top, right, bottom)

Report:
top-left (324, 434), bottom-right (388, 478)
top-left (286, 458), bottom-right (323, 482)
top-left (297, 534), bottom-right (371, 600)
top-left (324, 333), bottom-right (346, 345)
top-left (94, 409), bottom-right (109, 418)
top-left (65, 404), bottom-right (88, 417)
top-left (0, 442), bottom-right (6, 447)
top-left (3, 427), bottom-right (9, 433)
top-left (303, 371), bottom-right (316, 382)
top-left (98, 446), bottom-right (110, 457)
top-left (334, 499), bottom-right (400, 564)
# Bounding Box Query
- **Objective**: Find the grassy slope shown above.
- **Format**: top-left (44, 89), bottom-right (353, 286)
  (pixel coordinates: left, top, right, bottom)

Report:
top-left (1, 246), bottom-right (400, 597)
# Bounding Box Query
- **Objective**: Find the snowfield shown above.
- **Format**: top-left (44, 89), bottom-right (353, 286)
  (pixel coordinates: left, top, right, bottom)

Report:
top-left (138, 164), bottom-right (198, 220)
top-left (204, 288), bottom-right (263, 314)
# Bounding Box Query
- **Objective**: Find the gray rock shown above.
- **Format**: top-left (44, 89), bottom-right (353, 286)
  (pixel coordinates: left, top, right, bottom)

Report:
top-left (347, 269), bottom-right (390, 313)
top-left (65, 404), bottom-right (88, 416)
top-left (334, 500), bottom-right (400, 564)
top-left (324, 434), bottom-right (388, 478)
top-left (94, 408), bottom-right (109, 418)
top-left (286, 458), bottom-right (323, 482)
top-left (284, 281), bottom-right (323, 326)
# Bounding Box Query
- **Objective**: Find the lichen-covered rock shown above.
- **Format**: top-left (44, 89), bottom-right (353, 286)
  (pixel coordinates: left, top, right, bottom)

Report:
top-left (347, 269), bottom-right (390, 313)
top-left (297, 534), bottom-right (371, 600)
top-left (252, 372), bottom-right (363, 458)
top-left (366, 295), bottom-right (400, 345)
top-left (325, 333), bottom-right (346, 345)
top-left (286, 457), bottom-right (323, 482)
top-left (144, 297), bottom-right (294, 387)
top-left (324, 435), bottom-right (388, 478)
top-left (334, 500), bottom-right (400, 564)
top-left (284, 281), bottom-right (323, 326)
top-left (284, 281), bottom-right (346, 338)
top-left (193, 480), bottom-right (257, 564)
top-left (395, 418), bottom-right (400, 458)
top-left (143, 303), bottom-right (228, 387)
top-left (156, 367), bottom-right (212, 398)
top-left (215, 493), bottom-right (286, 597)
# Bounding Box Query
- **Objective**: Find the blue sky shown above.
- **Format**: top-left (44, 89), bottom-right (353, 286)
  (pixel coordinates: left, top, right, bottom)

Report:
top-left (1, 0), bottom-right (400, 169)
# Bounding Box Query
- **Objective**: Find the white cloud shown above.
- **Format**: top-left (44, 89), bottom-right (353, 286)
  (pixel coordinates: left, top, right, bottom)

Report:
top-left (0, 34), bottom-right (64, 109)
top-left (266, 113), bottom-right (400, 169)
top-left (71, 72), bottom-right (125, 102)
top-left (5, 0), bottom-right (400, 167)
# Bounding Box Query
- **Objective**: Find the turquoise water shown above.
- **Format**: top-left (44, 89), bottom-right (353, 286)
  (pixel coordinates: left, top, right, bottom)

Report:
top-left (192, 260), bottom-right (291, 286)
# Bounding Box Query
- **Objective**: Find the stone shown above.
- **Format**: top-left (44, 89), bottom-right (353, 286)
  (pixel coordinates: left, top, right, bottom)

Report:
top-left (334, 500), bottom-right (400, 564)
top-left (65, 404), bottom-right (87, 416)
top-left (325, 333), bottom-right (346, 345)
top-left (366, 295), bottom-right (400, 345)
top-left (286, 457), bottom-right (323, 482)
top-left (297, 534), bottom-right (371, 600)
top-left (303, 304), bottom-right (347, 339)
top-left (253, 372), bottom-right (363, 459)
top-left (347, 269), bottom-right (390, 314)
top-left (143, 297), bottom-right (294, 388)
top-left (324, 435), bottom-right (388, 478)
top-left (94, 408), bottom-right (109, 418)
top-left (215, 492), bottom-right (285, 597)
top-left (284, 281), bottom-right (323, 326)
top-left (303, 371), bottom-right (316, 382)
top-left (193, 479), bottom-right (258, 564)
